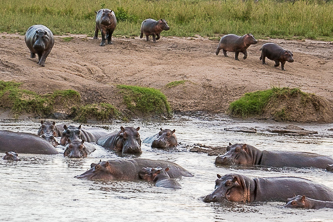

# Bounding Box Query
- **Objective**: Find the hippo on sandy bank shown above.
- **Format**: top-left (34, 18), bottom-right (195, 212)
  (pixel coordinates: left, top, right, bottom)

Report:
top-left (94, 9), bottom-right (117, 46)
top-left (284, 195), bottom-right (333, 209)
top-left (140, 19), bottom-right (170, 42)
top-left (0, 130), bottom-right (58, 154)
top-left (203, 173), bottom-right (333, 203)
top-left (75, 158), bottom-right (193, 181)
top-left (215, 143), bottom-right (333, 170)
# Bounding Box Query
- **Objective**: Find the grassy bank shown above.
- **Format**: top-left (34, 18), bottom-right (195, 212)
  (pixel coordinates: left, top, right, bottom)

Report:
top-left (1, 0), bottom-right (332, 40)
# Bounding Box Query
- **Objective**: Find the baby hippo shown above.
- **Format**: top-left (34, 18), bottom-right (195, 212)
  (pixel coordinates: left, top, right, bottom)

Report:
top-left (3, 151), bottom-right (20, 161)
top-left (285, 195), bottom-right (333, 209)
top-left (260, 43), bottom-right (294, 70)
top-left (25, 25), bottom-right (54, 67)
top-left (139, 167), bottom-right (181, 189)
top-left (140, 19), bottom-right (170, 42)
top-left (216, 34), bottom-right (258, 60)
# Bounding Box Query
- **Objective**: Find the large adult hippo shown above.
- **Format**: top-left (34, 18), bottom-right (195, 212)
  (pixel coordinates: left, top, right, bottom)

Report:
top-left (215, 143), bottom-right (333, 169)
top-left (63, 139), bottom-right (96, 158)
top-left (144, 128), bottom-right (177, 149)
top-left (60, 125), bottom-right (108, 146)
top-left (25, 25), bottom-right (54, 67)
top-left (37, 121), bottom-right (61, 147)
top-left (97, 126), bottom-right (142, 154)
top-left (284, 195), bottom-right (333, 209)
top-left (139, 167), bottom-right (181, 189)
top-left (94, 9), bottom-right (117, 46)
top-left (203, 173), bottom-right (333, 203)
top-left (75, 158), bottom-right (193, 181)
top-left (0, 130), bottom-right (58, 154)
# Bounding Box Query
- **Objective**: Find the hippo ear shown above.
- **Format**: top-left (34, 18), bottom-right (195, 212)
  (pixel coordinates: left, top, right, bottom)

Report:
top-left (78, 125), bottom-right (81, 129)
top-left (172, 129), bottom-right (176, 134)
top-left (52, 121), bottom-right (56, 126)
top-left (68, 139), bottom-right (71, 143)
top-left (136, 127), bottom-right (140, 131)
top-left (41, 120), bottom-right (44, 124)
top-left (120, 126), bottom-right (125, 132)
top-left (105, 161), bottom-right (110, 167)
top-left (5, 151), bottom-right (9, 155)
top-left (229, 143), bottom-right (232, 146)
top-left (81, 139), bottom-right (85, 144)
top-left (64, 125), bottom-right (68, 130)
top-left (242, 144), bottom-right (248, 152)
top-left (301, 195), bottom-right (306, 202)
top-left (160, 128), bottom-right (163, 131)
top-left (217, 174), bottom-right (222, 178)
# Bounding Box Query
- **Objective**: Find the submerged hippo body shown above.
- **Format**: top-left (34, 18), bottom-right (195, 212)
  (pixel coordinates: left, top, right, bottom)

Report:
top-left (260, 43), bottom-right (294, 70)
top-left (64, 139), bottom-right (96, 158)
top-left (215, 34), bottom-right (257, 60)
top-left (285, 195), bottom-right (333, 209)
top-left (75, 158), bottom-right (193, 181)
top-left (203, 173), bottom-right (333, 203)
top-left (3, 151), bottom-right (20, 161)
top-left (25, 25), bottom-right (54, 66)
top-left (38, 121), bottom-right (60, 147)
top-left (139, 167), bottom-right (181, 189)
top-left (0, 130), bottom-right (58, 154)
top-left (215, 143), bottom-right (333, 169)
top-left (150, 128), bottom-right (177, 149)
top-left (97, 126), bottom-right (142, 154)
top-left (140, 19), bottom-right (170, 42)
top-left (60, 125), bottom-right (108, 146)
top-left (94, 9), bottom-right (117, 46)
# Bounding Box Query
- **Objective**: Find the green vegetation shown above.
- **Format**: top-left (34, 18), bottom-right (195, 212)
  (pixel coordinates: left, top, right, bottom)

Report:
top-left (1, 0), bottom-right (332, 40)
top-left (166, 80), bottom-right (187, 88)
top-left (117, 84), bottom-right (172, 117)
top-left (72, 103), bottom-right (120, 123)
top-left (61, 37), bottom-right (74, 42)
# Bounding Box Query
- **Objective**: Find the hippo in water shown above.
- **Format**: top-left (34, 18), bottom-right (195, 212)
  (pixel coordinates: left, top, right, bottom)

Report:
top-left (147, 128), bottom-right (177, 149)
top-left (63, 139), bottom-right (96, 158)
top-left (284, 195), bottom-right (333, 209)
top-left (0, 130), bottom-right (58, 154)
top-left (140, 19), bottom-right (170, 42)
top-left (60, 125), bottom-right (108, 146)
top-left (215, 34), bottom-right (258, 60)
top-left (3, 151), bottom-right (20, 161)
top-left (97, 126), bottom-right (142, 154)
top-left (75, 158), bottom-right (193, 181)
top-left (260, 43), bottom-right (294, 70)
top-left (215, 143), bottom-right (333, 170)
top-left (94, 9), bottom-right (117, 46)
top-left (25, 25), bottom-right (54, 66)
top-left (203, 173), bottom-right (333, 203)
top-left (139, 167), bottom-right (181, 189)
top-left (37, 121), bottom-right (61, 147)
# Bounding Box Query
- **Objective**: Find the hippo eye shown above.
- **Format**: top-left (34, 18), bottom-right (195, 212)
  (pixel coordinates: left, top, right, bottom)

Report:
top-left (291, 201), bottom-right (296, 205)
top-left (95, 165), bottom-right (101, 170)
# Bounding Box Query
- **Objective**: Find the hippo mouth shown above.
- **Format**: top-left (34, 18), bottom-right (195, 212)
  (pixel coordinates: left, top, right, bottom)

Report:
top-left (215, 155), bottom-right (234, 165)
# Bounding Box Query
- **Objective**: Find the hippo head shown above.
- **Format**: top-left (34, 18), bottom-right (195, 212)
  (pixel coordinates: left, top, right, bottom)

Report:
top-left (327, 164), bottom-right (333, 172)
top-left (38, 120), bottom-right (59, 147)
top-left (152, 128), bottom-right (177, 149)
top-left (283, 50), bottom-right (294, 63)
top-left (245, 33), bottom-right (258, 45)
top-left (64, 139), bottom-right (89, 158)
top-left (60, 125), bottom-right (81, 146)
top-left (100, 9), bottom-right (114, 26)
top-left (203, 174), bottom-right (251, 203)
top-left (284, 195), bottom-right (307, 208)
top-left (75, 160), bottom-right (120, 180)
top-left (33, 28), bottom-right (49, 50)
top-left (159, 19), bottom-right (170, 31)
top-left (116, 126), bottom-right (142, 154)
top-left (3, 151), bottom-right (20, 161)
top-left (215, 143), bottom-right (256, 166)
top-left (139, 167), bottom-right (170, 182)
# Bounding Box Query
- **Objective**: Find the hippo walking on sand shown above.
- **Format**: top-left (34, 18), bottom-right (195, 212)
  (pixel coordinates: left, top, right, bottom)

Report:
top-left (216, 34), bottom-right (257, 60)
top-left (285, 195), bottom-right (333, 209)
top-left (140, 19), bottom-right (170, 42)
top-left (203, 173), bottom-right (333, 203)
top-left (94, 9), bottom-right (117, 46)
top-left (25, 25), bottom-right (54, 67)
top-left (260, 43), bottom-right (294, 70)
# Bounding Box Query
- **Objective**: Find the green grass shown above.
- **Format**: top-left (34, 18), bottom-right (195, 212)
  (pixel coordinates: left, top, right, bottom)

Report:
top-left (0, 0), bottom-right (332, 40)
top-left (61, 37), bottom-right (74, 42)
top-left (117, 84), bottom-right (172, 117)
top-left (166, 80), bottom-right (187, 88)
top-left (72, 103), bottom-right (120, 123)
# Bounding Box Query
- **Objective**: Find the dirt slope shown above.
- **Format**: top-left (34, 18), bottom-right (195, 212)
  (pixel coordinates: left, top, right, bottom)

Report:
top-left (0, 33), bottom-right (332, 120)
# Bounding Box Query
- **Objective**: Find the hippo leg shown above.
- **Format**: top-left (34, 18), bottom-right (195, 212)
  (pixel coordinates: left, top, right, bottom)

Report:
top-left (100, 30), bottom-right (106, 46)
top-left (30, 52), bottom-right (36, 58)
top-left (156, 34), bottom-right (160, 40)
top-left (38, 49), bottom-right (52, 67)
top-left (261, 55), bottom-right (266, 64)
top-left (281, 61), bottom-right (286, 70)
top-left (274, 61), bottom-right (280, 67)
top-left (152, 34), bottom-right (157, 43)
top-left (242, 51), bottom-right (247, 60)
top-left (223, 49), bottom-right (227, 57)
top-left (93, 25), bottom-right (99, 39)
top-left (107, 30), bottom-right (113, 44)
top-left (235, 51), bottom-right (240, 60)
top-left (140, 32), bottom-right (143, 38)
top-left (145, 35), bottom-right (149, 41)
top-left (216, 47), bottom-right (220, 55)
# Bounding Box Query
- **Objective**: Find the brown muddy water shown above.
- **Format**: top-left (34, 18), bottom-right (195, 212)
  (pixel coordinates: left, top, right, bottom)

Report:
top-left (1, 114), bottom-right (333, 222)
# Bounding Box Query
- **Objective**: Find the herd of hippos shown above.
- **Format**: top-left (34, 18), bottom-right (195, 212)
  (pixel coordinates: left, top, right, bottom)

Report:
top-left (2, 120), bottom-right (333, 210)
top-left (25, 8), bottom-right (294, 70)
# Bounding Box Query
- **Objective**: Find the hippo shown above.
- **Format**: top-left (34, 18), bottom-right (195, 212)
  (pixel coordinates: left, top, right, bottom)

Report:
top-left (151, 128), bottom-right (177, 149)
top-left (215, 143), bottom-right (333, 170)
top-left (75, 158), bottom-right (193, 181)
top-left (139, 167), bottom-right (181, 189)
top-left (215, 34), bottom-right (258, 60)
top-left (260, 43), bottom-right (294, 70)
top-left (203, 173), bottom-right (333, 203)
top-left (3, 151), bottom-right (20, 161)
top-left (60, 125), bottom-right (108, 146)
top-left (64, 139), bottom-right (96, 158)
top-left (0, 130), bottom-right (58, 154)
top-left (37, 121), bottom-right (60, 147)
top-left (140, 19), bottom-right (170, 42)
top-left (97, 126), bottom-right (142, 154)
top-left (25, 25), bottom-right (54, 67)
top-left (94, 9), bottom-right (117, 46)
top-left (284, 195), bottom-right (333, 209)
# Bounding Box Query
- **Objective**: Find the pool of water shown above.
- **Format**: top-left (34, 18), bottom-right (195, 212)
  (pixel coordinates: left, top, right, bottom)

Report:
top-left (1, 114), bottom-right (333, 222)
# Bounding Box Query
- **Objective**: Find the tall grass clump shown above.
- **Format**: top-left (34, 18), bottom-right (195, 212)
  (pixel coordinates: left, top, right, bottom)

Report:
top-left (0, 0), bottom-right (332, 40)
